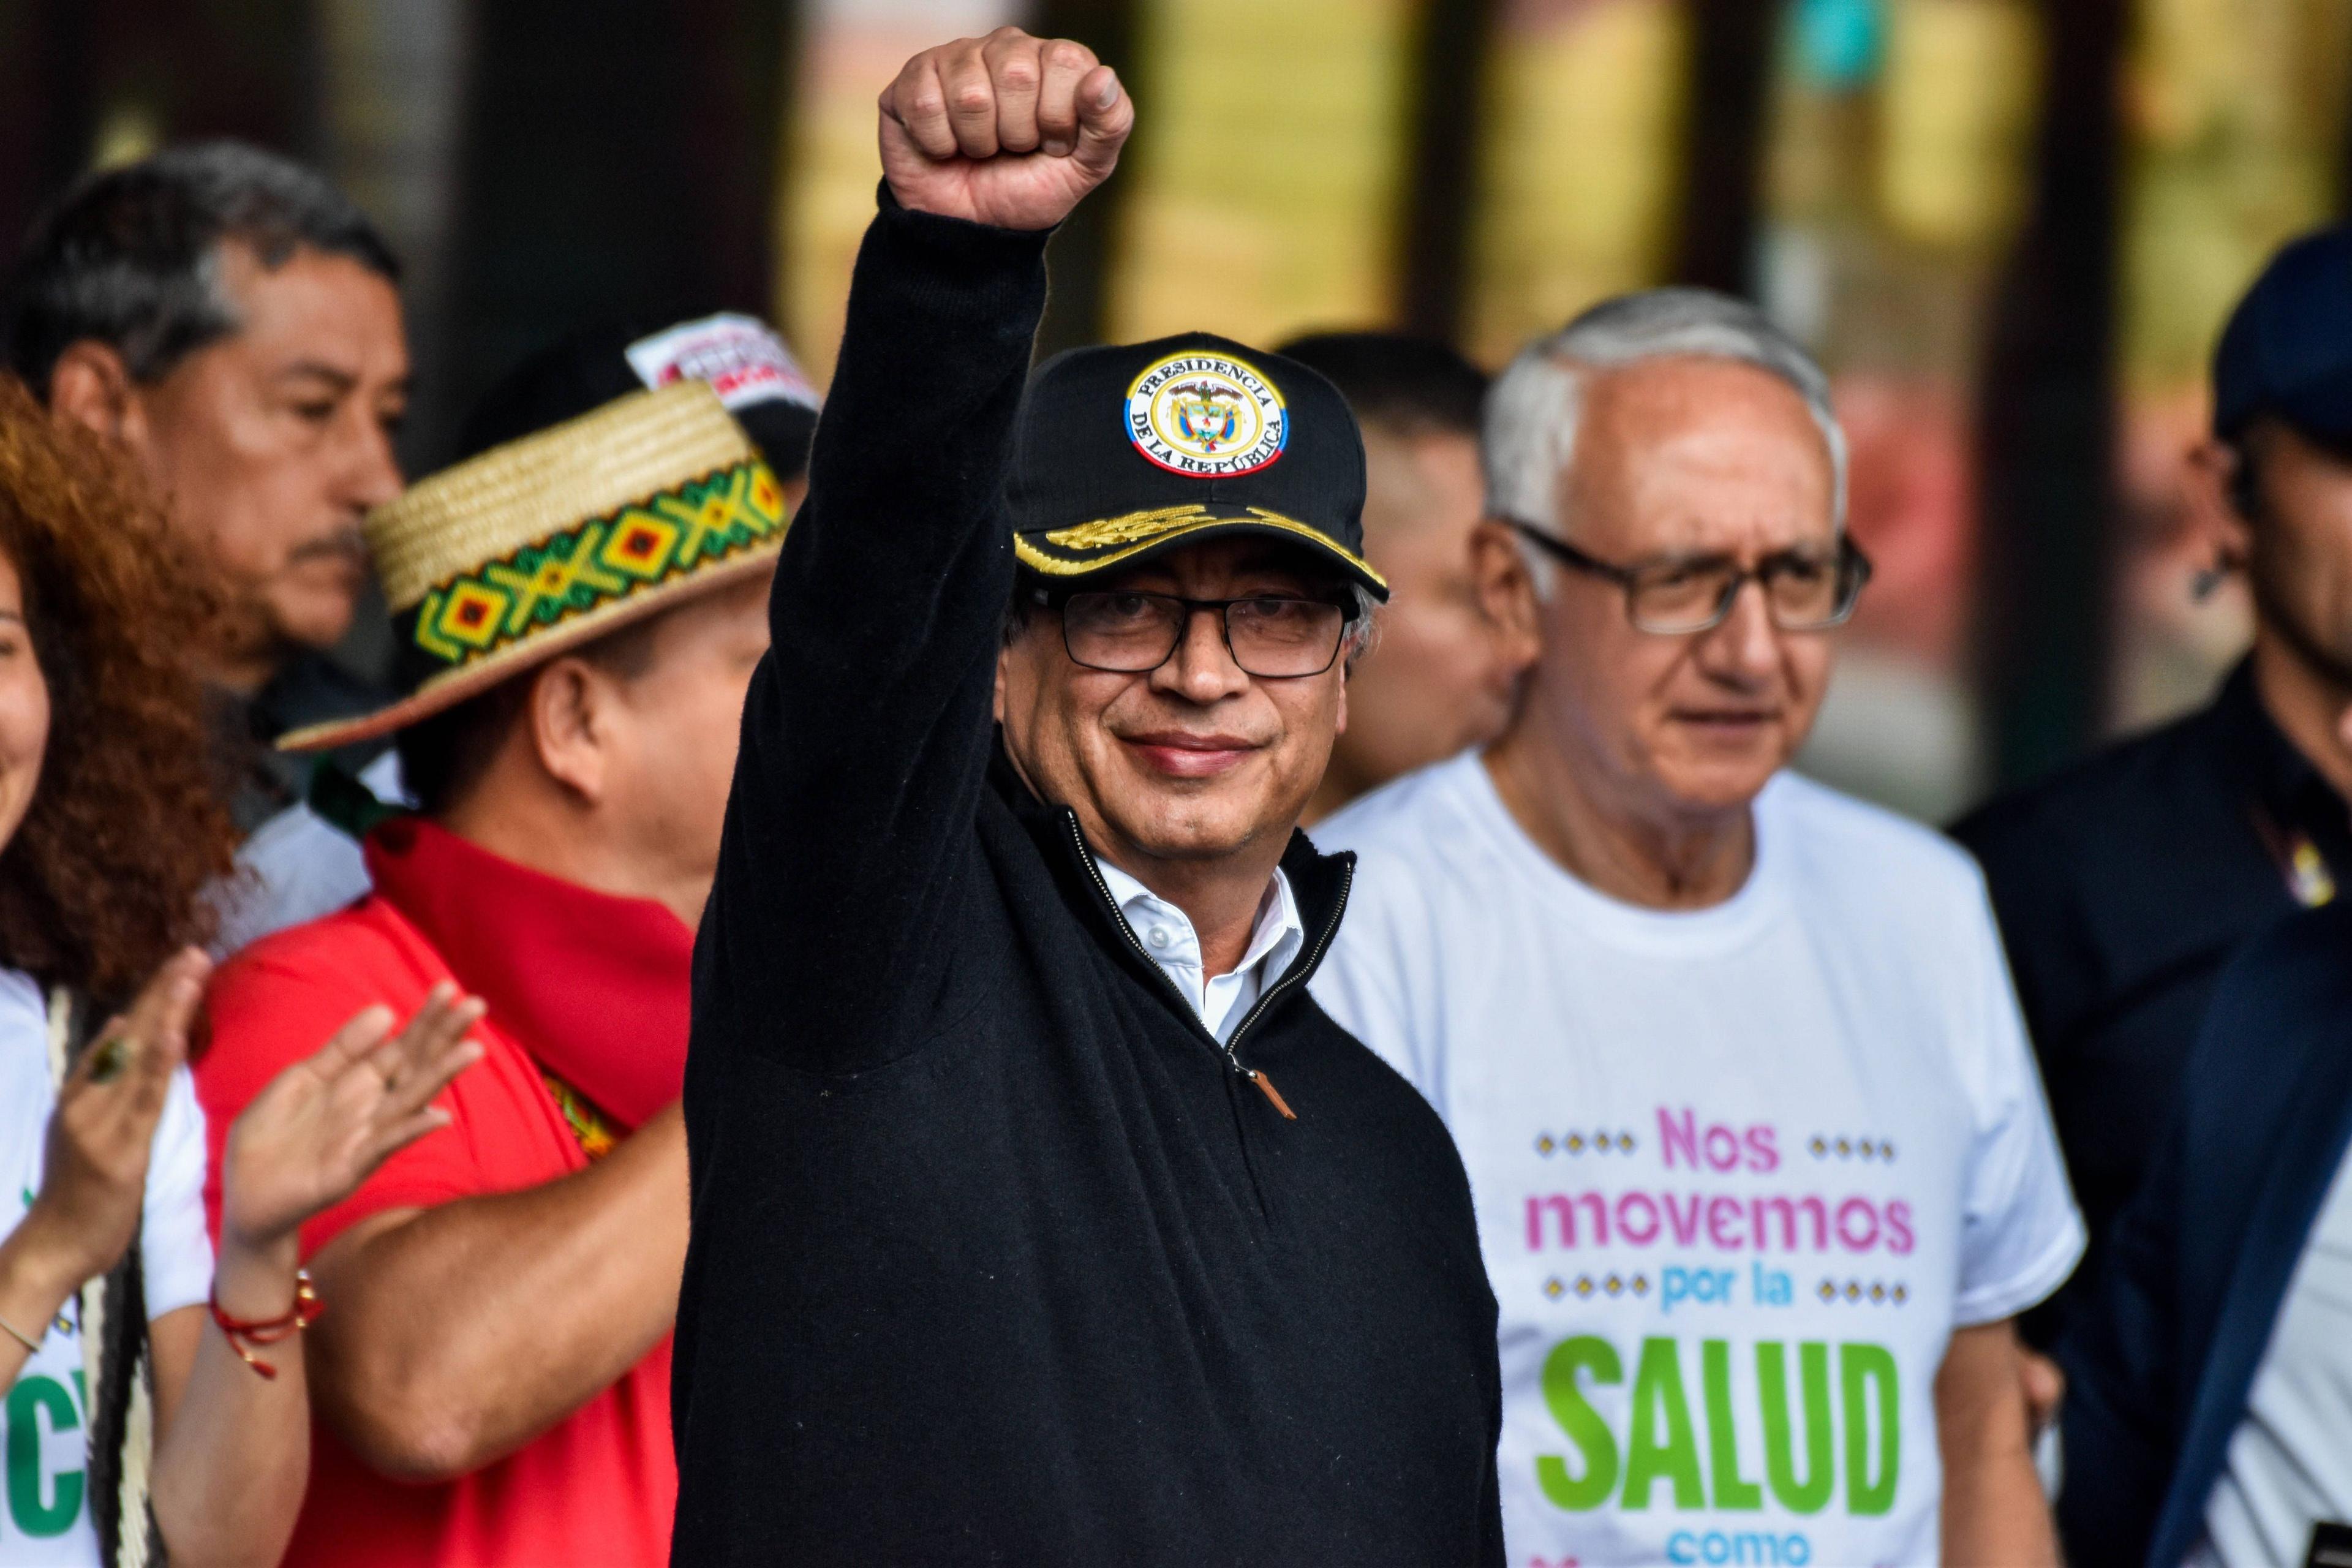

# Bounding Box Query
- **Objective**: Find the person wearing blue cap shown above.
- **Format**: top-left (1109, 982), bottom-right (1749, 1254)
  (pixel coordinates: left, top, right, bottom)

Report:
top-left (1958, 226), bottom-right (2352, 1563)
top-left (1954, 225), bottom-right (2352, 1352)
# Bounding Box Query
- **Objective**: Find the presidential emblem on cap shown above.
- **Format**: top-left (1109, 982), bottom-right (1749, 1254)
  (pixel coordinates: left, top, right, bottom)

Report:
top-left (1125, 351), bottom-right (1288, 477)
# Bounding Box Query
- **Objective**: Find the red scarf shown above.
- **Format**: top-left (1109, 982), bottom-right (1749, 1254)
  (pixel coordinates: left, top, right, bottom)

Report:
top-left (363, 817), bottom-right (692, 1131)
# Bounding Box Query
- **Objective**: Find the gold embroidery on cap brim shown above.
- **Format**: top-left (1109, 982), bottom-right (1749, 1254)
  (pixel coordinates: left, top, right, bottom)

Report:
top-left (1016, 506), bottom-right (1388, 592)
top-left (1043, 504), bottom-right (1216, 552)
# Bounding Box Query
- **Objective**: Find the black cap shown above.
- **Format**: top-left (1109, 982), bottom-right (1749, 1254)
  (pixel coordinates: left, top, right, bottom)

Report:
top-left (1006, 332), bottom-right (1387, 600)
top-left (458, 312), bottom-right (822, 476)
top-left (2214, 226), bottom-right (2352, 443)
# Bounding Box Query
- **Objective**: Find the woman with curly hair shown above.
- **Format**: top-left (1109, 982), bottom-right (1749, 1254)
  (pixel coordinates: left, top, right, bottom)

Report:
top-left (0, 375), bottom-right (481, 1567)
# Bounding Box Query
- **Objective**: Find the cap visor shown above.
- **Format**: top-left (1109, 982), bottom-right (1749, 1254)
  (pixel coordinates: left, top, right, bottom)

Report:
top-left (2260, 364), bottom-right (2352, 448)
top-left (1012, 503), bottom-right (1388, 600)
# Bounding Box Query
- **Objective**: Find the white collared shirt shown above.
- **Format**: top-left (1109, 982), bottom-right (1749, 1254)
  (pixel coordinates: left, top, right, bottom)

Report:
top-left (1095, 859), bottom-right (1305, 1042)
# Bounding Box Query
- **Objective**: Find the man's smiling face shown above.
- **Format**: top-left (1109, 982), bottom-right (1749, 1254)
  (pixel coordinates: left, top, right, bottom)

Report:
top-left (995, 535), bottom-right (1352, 873)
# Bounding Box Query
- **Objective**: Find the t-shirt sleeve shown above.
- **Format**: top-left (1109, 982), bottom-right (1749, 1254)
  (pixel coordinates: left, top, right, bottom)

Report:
top-left (196, 934), bottom-right (481, 1261)
top-left (1310, 847), bottom-right (1441, 1102)
top-left (1950, 873), bottom-right (2087, 1327)
top-left (140, 1065), bottom-right (215, 1319)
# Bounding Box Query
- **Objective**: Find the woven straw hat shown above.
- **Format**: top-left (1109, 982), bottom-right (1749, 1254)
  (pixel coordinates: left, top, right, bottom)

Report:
top-left (277, 378), bottom-right (790, 752)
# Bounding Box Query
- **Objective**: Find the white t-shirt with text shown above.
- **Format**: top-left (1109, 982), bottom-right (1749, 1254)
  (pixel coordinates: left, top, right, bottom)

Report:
top-left (1310, 753), bottom-right (2083, 1568)
top-left (0, 968), bottom-right (212, 1565)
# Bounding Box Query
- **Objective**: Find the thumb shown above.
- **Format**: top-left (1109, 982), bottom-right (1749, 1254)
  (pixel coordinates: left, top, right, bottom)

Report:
top-left (149, 949), bottom-right (210, 1054)
top-left (1069, 66), bottom-right (1133, 180)
top-left (127, 949), bottom-right (207, 1095)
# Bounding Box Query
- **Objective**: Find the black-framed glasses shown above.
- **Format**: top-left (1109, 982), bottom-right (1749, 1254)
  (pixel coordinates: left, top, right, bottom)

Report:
top-left (1509, 521), bottom-right (1872, 635)
top-left (1050, 589), bottom-right (1355, 679)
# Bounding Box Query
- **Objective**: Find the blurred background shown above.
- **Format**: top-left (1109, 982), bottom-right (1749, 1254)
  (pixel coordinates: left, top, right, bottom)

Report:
top-left (1, 0), bottom-right (2342, 821)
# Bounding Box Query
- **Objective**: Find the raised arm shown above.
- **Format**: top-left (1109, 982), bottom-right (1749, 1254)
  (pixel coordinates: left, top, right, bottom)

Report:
top-left (700, 29), bottom-right (1131, 1069)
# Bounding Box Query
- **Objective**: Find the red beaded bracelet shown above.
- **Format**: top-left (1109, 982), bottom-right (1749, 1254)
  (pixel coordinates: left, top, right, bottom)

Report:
top-left (208, 1268), bottom-right (323, 1381)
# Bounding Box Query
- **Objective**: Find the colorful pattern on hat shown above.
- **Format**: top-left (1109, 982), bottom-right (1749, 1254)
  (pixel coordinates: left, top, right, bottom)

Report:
top-left (404, 456), bottom-right (785, 670)
top-left (277, 379), bottom-right (791, 753)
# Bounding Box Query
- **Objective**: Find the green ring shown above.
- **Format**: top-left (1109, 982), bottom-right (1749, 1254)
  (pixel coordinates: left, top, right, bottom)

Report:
top-left (87, 1036), bottom-right (135, 1084)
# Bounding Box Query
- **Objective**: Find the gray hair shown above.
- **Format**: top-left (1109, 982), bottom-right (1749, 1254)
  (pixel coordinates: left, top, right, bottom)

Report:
top-left (1340, 581), bottom-right (1381, 663)
top-left (2, 140), bottom-right (399, 397)
top-left (1483, 288), bottom-right (1846, 592)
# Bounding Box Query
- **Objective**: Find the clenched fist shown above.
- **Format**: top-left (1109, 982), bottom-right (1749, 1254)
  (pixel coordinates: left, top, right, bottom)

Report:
top-left (879, 28), bottom-right (1133, 232)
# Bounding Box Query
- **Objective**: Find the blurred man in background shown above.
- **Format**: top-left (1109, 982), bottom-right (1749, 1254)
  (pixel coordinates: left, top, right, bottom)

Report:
top-left (1278, 331), bottom-right (1529, 821)
top-left (219, 309), bottom-right (821, 950)
top-left (2, 140), bottom-right (407, 830)
top-left (1954, 225), bottom-right (2352, 1350)
top-left (1314, 289), bottom-right (2081, 1566)
top-left (195, 360), bottom-right (788, 1566)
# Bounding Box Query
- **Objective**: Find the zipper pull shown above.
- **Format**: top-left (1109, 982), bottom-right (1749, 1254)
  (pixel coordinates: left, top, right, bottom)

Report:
top-left (1249, 1069), bottom-right (1297, 1121)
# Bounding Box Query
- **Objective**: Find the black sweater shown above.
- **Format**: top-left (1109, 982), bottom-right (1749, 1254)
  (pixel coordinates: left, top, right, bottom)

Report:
top-left (671, 196), bottom-right (1503, 1564)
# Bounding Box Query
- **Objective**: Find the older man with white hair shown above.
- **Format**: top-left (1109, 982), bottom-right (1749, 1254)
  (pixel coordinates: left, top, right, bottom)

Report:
top-left (1310, 289), bottom-right (2082, 1566)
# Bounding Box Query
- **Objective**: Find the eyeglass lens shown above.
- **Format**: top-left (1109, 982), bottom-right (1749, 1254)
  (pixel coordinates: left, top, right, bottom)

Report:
top-left (1061, 592), bottom-right (1346, 678)
top-left (1628, 551), bottom-right (1864, 634)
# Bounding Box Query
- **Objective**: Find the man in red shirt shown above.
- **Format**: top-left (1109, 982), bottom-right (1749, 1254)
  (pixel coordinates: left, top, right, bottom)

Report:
top-left (195, 336), bottom-right (791, 1564)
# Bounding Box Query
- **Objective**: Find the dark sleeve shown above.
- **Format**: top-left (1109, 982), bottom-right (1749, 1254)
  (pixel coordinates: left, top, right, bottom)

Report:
top-left (696, 190), bottom-right (1052, 1075)
top-left (1476, 1415), bottom-right (1504, 1566)
top-left (1948, 796), bottom-right (2068, 1049)
top-left (1951, 795), bottom-right (2095, 1354)
top-left (2054, 1110), bottom-right (2184, 1567)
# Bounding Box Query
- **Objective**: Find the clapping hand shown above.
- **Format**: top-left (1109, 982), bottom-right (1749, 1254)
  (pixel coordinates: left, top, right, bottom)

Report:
top-left (23, 949), bottom-right (211, 1286)
top-left (219, 983), bottom-right (486, 1254)
top-left (878, 27), bottom-right (1133, 232)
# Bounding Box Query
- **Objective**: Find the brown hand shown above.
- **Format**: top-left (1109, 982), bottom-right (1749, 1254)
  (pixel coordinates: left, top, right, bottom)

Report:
top-left (219, 982), bottom-right (486, 1253)
top-left (878, 28), bottom-right (1133, 231)
top-left (22, 949), bottom-right (211, 1286)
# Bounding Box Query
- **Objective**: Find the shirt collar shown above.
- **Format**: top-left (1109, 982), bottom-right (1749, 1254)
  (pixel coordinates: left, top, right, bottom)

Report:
top-left (1093, 857), bottom-right (1305, 980)
top-left (363, 816), bottom-right (693, 1129)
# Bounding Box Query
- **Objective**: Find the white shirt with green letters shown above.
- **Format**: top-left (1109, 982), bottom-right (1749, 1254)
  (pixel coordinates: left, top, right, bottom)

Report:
top-left (1311, 754), bottom-right (2083, 1567)
top-left (0, 968), bottom-right (211, 1564)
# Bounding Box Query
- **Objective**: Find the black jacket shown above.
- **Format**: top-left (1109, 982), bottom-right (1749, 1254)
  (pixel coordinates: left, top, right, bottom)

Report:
top-left (1950, 662), bottom-right (2346, 1345)
top-left (672, 195), bottom-right (1504, 1564)
top-left (2057, 897), bottom-right (2352, 1567)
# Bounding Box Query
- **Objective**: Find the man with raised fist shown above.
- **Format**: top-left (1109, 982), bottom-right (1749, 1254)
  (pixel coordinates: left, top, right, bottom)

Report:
top-left (673, 28), bottom-right (1503, 1565)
